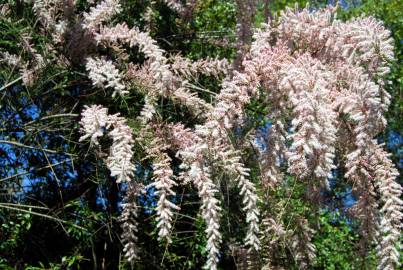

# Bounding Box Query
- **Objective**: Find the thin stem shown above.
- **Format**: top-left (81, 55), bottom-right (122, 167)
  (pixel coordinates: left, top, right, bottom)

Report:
top-left (0, 140), bottom-right (77, 156)
top-left (0, 76), bottom-right (23, 92)
top-left (0, 203), bottom-right (86, 231)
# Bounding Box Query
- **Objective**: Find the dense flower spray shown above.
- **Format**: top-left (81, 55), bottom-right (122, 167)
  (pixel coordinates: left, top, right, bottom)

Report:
top-left (82, 0), bottom-right (121, 31)
top-left (146, 132), bottom-right (180, 243)
top-left (79, 105), bottom-right (135, 183)
top-left (158, 123), bottom-right (223, 269)
top-left (120, 182), bottom-right (140, 264)
top-left (79, 104), bottom-right (139, 262)
top-left (24, 1), bottom-right (400, 269)
top-left (86, 57), bottom-right (127, 97)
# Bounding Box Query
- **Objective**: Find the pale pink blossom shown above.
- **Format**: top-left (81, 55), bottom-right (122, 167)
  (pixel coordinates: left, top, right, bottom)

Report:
top-left (86, 57), bottom-right (127, 97)
top-left (83, 0), bottom-right (121, 31)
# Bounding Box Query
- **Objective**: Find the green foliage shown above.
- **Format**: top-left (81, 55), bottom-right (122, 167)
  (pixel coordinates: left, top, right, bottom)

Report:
top-left (313, 211), bottom-right (359, 270)
top-left (0, 210), bottom-right (32, 262)
top-left (158, 216), bottom-right (208, 269)
top-left (187, 0), bottom-right (237, 59)
top-left (24, 255), bottom-right (85, 270)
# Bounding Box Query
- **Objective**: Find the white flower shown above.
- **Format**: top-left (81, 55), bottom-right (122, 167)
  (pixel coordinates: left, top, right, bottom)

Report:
top-left (86, 57), bottom-right (127, 97)
top-left (79, 105), bottom-right (135, 184)
top-left (83, 0), bottom-right (122, 31)
top-left (79, 105), bottom-right (109, 145)
top-left (145, 134), bottom-right (181, 243)
top-left (106, 114), bottom-right (135, 183)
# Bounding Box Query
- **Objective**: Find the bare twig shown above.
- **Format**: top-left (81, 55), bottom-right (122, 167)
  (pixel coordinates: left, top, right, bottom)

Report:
top-left (23, 113), bottom-right (79, 127)
top-left (0, 203), bottom-right (86, 231)
top-left (0, 76), bottom-right (23, 92)
top-left (0, 158), bottom-right (76, 182)
top-left (0, 140), bottom-right (77, 156)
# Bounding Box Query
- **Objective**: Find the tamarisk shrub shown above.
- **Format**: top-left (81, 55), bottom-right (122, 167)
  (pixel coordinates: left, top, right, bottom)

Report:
top-left (2, 1), bottom-right (400, 269)
top-left (79, 3), bottom-right (401, 268)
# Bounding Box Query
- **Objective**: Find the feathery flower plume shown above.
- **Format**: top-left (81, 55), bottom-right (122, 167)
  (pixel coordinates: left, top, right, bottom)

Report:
top-left (85, 57), bottom-right (127, 97)
top-left (79, 105), bottom-right (109, 145)
top-left (139, 95), bottom-right (157, 123)
top-left (145, 132), bottom-right (180, 242)
top-left (194, 120), bottom-right (261, 251)
top-left (164, 124), bottom-right (222, 270)
top-left (187, 41), bottom-right (290, 254)
top-left (250, 23), bottom-right (272, 55)
top-left (79, 105), bottom-right (135, 183)
top-left (237, 168), bottom-right (260, 250)
top-left (279, 5), bottom-right (394, 78)
top-left (106, 114), bottom-right (135, 183)
top-left (335, 61), bottom-right (398, 262)
top-left (281, 55), bottom-right (337, 190)
top-left (32, 0), bottom-right (60, 29)
top-left (333, 16), bottom-right (395, 78)
top-left (190, 163), bottom-right (222, 270)
top-left (372, 143), bottom-right (402, 270)
top-left (120, 183), bottom-right (140, 264)
top-left (83, 0), bottom-right (122, 31)
top-left (163, 0), bottom-right (199, 20)
top-left (96, 24), bottom-right (210, 119)
top-left (251, 43), bottom-right (290, 189)
top-left (279, 5), bottom-right (336, 54)
top-left (95, 24), bottom-right (172, 91)
top-left (80, 105), bottom-right (138, 263)
top-left (0, 3), bottom-right (10, 16)
top-left (75, 4), bottom-right (401, 269)
top-left (1, 52), bottom-right (22, 68)
top-left (188, 70), bottom-right (262, 252)
top-left (256, 120), bottom-right (287, 189)
top-left (163, 0), bottom-right (185, 15)
top-left (32, 0), bottom-right (75, 42)
top-left (170, 55), bottom-right (229, 79)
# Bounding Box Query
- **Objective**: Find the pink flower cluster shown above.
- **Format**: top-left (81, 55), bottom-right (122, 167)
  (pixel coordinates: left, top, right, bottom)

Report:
top-left (74, 2), bottom-right (402, 269)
